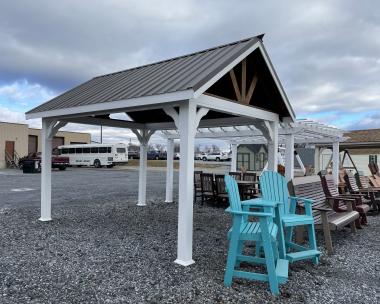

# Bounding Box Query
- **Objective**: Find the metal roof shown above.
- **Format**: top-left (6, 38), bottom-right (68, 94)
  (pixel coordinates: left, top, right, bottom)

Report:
top-left (27, 36), bottom-right (262, 114)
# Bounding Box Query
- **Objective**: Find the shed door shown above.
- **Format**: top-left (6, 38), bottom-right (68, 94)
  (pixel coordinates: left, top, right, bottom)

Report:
top-left (52, 136), bottom-right (64, 149)
top-left (5, 141), bottom-right (15, 159)
top-left (28, 135), bottom-right (38, 153)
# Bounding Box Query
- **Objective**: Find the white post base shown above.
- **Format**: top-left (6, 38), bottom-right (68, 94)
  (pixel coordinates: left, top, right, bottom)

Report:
top-left (164, 200), bottom-right (174, 203)
top-left (174, 259), bottom-right (195, 267)
top-left (38, 217), bottom-right (52, 222)
top-left (136, 202), bottom-right (147, 207)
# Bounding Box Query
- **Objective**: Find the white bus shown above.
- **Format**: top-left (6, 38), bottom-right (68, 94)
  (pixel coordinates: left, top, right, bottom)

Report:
top-left (58, 143), bottom-right (128, 168)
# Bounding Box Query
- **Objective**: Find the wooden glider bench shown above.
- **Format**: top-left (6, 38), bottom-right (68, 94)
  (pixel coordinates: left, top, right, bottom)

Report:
top-left (288, 176), bottom-right (359, 255)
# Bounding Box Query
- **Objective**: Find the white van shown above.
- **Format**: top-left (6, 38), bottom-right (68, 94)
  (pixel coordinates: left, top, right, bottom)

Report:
top-left (58, 143), bottom-right (128, 168)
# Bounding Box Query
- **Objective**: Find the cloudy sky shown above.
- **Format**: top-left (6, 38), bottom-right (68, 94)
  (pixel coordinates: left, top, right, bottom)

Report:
top-left (0, 0), bottom-right (379, 146)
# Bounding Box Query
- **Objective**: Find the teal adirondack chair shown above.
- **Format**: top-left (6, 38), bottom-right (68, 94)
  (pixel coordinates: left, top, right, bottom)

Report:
top-left (224, 175), bottom-right (288, 295)
top-left (259, 171), bottom-right (320, 264)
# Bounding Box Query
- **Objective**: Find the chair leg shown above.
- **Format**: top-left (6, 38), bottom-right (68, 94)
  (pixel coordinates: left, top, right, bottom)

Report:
top-left (284, 227), bottom-right (293, 252)
top-left (224, 237), bottom-right (239, 286)
top-left (235, 241), bottom-right (244, 268)
top-left (262, 236), bottom-right (279, 295)
top-left (321, 213), bottom-right (334, 255)
top-left (307, 223), bottom-right (319, 265)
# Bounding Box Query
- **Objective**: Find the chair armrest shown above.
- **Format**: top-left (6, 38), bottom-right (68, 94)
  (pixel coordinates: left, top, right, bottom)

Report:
top-left (241, 198), bottom-right (282, 208)
top-left (312, 206), bottom-right (332, 212)
top-left (289, 196), bottom-right (314, 216)
top-left (326, 196), bottom-right (355, 201)
top-left (225, 207), bottom-right (274, 218)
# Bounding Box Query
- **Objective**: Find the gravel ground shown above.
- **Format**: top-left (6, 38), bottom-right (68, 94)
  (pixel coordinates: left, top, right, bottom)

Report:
top-left (0, 200), bottom-right (379, 304)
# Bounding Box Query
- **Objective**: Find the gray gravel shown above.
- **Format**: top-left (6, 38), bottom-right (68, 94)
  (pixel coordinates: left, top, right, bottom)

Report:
top-left (0, 168), bottom-right (379, 303)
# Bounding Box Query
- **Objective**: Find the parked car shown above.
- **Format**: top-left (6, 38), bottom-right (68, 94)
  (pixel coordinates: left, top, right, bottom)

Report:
top-left (147, 151), bottom-right (167, 160)
top-left (19, 152), bottom-right (69, 171)
top-left (195, 152), bottom-right (206, 160)
top-left (202, 152), bottom-right (229, 161)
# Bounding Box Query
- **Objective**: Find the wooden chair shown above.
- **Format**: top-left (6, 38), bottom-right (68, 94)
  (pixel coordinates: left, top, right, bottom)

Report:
top-left (321, 174), bottom-right (370, 227)
top-left (223, 175), bottom-right (288, 295)
top-left (229, 171), bottom-right (241, 180)
top-left (259, 171), bottom-right (320, 264)
top-left (194, 171), bottom-right (202, 203)
top-left (214, 174), bottom-right (229, 204)
top-left (289, 176), bottom-right (359, 255)
top-left (242, 172), bottom-right (259, 198)
top-left (369, 175), bottom-right (380, 188)
top-left (201, 173), bottom-right (215, 204)
top-left (344, 171), bottom-right (380, 214)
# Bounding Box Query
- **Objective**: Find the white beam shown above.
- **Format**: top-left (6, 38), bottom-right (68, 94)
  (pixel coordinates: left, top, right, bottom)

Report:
top-left (196, 94), bottom-right (279, 122)
top-left (63, 117), bottom-right (145, 129)
top-left (267, 121), bottom-right (279, 172)
top-left (314, 146), bottom-right (321, 174)
top-left (26, 90), bottom-right (193, 119)
top-left (165, 138), bottom-right (174, 203)
top-left (332, 141), bottom-right (340, 185)
top-left (230, 143), bottom-right (238, 172)
top-left (285, 134), bottom-right (294, 182)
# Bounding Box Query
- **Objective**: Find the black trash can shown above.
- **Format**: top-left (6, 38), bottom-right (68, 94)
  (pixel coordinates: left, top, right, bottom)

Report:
top-left (23, 160), bottom-right (36, 173)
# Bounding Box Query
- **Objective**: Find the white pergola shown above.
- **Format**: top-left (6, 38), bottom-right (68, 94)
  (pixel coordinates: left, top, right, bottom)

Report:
top-left (26, 35), bottom-right (296, 266)
top-left (161, 118), bottom-right (346, 184)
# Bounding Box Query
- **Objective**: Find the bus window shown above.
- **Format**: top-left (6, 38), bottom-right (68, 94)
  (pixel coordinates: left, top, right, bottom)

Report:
top-left (91, 147), bottom-right (99, 153)
top-left (99, 147), bottom-right (107, 153)
top-left (75, 148), bottom-right (83, 154)
top-left (108, 147), bottom-right (112, 153)
top-left (68, 148), bottom-right (75, 154)
top-left (116, 148), bottom-right (126, 153)
top-left (61, 148), bottom-right (69, 154)
top-left (83, 147), bottom-right (90, 153)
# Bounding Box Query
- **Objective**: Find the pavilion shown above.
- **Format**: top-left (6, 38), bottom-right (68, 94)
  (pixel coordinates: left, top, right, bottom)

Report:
top-left (27, 35), bottom-right (301, 266)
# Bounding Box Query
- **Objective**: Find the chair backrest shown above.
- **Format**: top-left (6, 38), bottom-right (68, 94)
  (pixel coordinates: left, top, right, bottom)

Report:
top-left (368, 163), bottom-right (378, 175)
top-left (369, 175), bottom-right (380, 187)
top-left (289, 175), bottom-right (332, 224)
top-left (194, 171), bottom-right (202, 187)
top-left (260, 171), bottom-right (288, 215)
top-left (215, 174), bottom-right (227, 195)
top-left (243, 172), bottom-right (256, 182)
top-left (320, 174), bottom-right (340, 197)
top-left (201, 173), bottom-right (214, 193)
top-left (344, 171), bottom-right (359, 192)
top-left (229, 172), bottom-right (242, 180)
top-left (224, 175), bottom-right (241, 212)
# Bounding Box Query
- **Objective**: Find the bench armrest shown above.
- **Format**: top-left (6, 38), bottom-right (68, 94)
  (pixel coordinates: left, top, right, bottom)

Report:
top-left (326, 196), bottom-right (355, 202)
top-left (225, 207), bottom-right (274, 218)
top-left (312, 206), bottom-right (332, 212)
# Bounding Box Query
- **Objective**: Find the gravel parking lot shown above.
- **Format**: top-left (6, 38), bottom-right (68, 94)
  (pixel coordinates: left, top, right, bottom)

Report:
top-left (0, 168), bottom-right (379, 303)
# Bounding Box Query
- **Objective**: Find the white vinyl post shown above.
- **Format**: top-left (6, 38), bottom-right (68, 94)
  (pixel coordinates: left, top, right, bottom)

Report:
top-left (332, 141), bottom-right (340, 185)
top-left (138, 142), bottom-right (148, 206)
top-left (132, 129), bottom-right (155, 206)
top-left (267, 121), bottom-right (279, 172)
top-left (165, 138), bottom-right (174, 203)
top-left (285, 133), bottom-right (294, 182)
top-left (314, 146), bottom-right (320, 174)
top-left (40, 118), bottom-right (53, 221)
top-left (175, 100), bottom-right (197, 266)
top-left (230, 143), bottom-right (238, 172)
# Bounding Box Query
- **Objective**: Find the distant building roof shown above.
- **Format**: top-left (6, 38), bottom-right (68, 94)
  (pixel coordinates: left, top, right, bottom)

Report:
top-left (344, 129), bottom-right (380, 143)
top-left (341, 129), bottom-right (380, 149)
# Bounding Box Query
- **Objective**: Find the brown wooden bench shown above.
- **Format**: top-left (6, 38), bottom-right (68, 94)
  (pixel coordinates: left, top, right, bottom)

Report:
top-left (288, 176), bottom-right (359, 255)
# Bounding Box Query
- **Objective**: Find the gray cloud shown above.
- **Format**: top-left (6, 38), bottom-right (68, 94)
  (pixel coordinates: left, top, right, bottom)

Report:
top-left (0, 0), bottom-right (379, 125)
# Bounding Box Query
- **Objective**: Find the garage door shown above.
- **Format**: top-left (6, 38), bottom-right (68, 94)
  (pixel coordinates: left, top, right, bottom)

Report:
top-left (52, 136), bottom-right (64, 149)
top-left (28, 135), bottom-right (38, 153)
